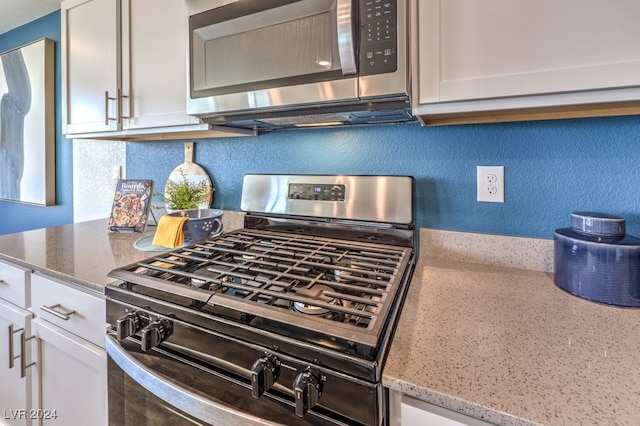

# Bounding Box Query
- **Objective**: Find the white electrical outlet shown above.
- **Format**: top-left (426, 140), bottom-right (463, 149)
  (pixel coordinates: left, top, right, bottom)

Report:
top-left (477, 166), bottom-right (504, 202)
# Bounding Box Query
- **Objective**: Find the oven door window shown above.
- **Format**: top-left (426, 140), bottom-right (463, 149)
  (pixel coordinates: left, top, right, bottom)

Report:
top-left (108, 354), bottom-right (206, 426)
top-left (189, 0), bottom-right (356, 99)
top-left (106, 336), bottom-right (342, 426)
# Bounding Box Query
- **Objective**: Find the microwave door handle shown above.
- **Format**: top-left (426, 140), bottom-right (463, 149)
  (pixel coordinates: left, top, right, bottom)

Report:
top-left (336, 0), bottom-right (357, 75)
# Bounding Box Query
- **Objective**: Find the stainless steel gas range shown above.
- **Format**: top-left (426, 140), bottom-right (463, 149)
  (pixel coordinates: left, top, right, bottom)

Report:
top-left (105, 174), bottom-right (416, 425)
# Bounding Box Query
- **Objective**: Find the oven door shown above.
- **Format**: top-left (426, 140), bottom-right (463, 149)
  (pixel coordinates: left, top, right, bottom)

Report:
top-left (187, 0), bottom-right (358, 116)
top-left (105, 335), bottom-right (347, 426)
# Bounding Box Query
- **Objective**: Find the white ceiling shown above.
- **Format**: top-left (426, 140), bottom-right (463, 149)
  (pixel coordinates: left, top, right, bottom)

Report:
top-left (0, 0), bottom-right (62, 36)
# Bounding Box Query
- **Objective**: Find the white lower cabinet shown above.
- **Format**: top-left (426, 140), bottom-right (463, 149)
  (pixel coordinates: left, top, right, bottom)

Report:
top-left (0, 260), bottom-right (37, 426)
top-left (0, 299), bottom-right (37, 426)
top-left (30, 273), bottom-right (108, 426)
top-left (0, 265), bottom-right (107, 426)
top-left (33, 318), bottom-right (107, 426)
top-left (389, 390), bottom-right (492, 426)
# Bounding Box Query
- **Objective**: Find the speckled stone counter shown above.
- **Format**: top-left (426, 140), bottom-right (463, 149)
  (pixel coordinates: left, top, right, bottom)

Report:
top-left (3, 220), bottom-right (639, 425)
top-left (0, 212), bottom-right (245, 293)
top-left (383, 229), bottom-right (640, 425)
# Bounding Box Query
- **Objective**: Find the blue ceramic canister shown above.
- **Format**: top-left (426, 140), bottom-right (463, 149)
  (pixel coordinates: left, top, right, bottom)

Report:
top-left (554, 213), bottom-right (640, 307)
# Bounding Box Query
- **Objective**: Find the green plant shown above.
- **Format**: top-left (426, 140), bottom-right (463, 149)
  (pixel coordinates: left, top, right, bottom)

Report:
top-left (154, 171), bottom-right (213, 210)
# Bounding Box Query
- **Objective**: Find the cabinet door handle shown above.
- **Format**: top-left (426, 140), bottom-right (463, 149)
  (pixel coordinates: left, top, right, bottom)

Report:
top-left (20, 332), bottom-right (36, 378)
top-left (105, 90), bottom-right (117, 125)
top-left (118, 88), bottom-right (130, 123)
top-left (8, 325), bottom-right (35, 377)
top-left (41, 303), bottom-right (76, 321)
top-left (8, 324), bottom-right (21, 369)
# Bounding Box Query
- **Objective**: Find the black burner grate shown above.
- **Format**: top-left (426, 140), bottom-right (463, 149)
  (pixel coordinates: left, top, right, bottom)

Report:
top-left (113, 229), bottom-right (412, 347)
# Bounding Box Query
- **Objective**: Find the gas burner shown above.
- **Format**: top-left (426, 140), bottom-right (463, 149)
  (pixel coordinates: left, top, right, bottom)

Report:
top-left (190, 266), bottom-right (228, 292)
top-left (292, 285), bottom-right (343, 316)
top-left (333, 262), bottom-right (360, 282)
top-left (332, 263), bottom-right (380, 285)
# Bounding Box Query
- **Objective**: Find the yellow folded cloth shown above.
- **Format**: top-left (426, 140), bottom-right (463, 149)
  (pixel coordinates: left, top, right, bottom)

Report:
top-left (152, 215), bottom-right (189, 248)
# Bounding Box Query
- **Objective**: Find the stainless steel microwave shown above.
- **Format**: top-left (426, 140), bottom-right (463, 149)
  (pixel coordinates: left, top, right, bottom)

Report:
top-left (186, 0), bottom-right (412, 130)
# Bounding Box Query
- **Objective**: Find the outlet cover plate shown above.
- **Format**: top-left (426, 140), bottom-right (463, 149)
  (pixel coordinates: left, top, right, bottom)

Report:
top-left (477, 166), bottom-right (504, 202)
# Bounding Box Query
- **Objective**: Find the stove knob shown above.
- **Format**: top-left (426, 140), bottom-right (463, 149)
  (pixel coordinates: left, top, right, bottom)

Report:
top-left (116, 311), bottom-right (142, 341)
top-left (251, 354), bottom-right (280, 398)
top-left (140, 319), bottom-right (173, 352)
top-left (293, 368), bottom-right (324, 417)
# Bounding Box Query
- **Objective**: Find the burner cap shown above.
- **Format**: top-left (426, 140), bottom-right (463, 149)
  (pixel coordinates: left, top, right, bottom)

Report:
top-left (190, 266), bottom-right (228, 292)
top-left (334, 261), bottom-right (359, 282)
top-left (292, 285), bottom-right (341, 315)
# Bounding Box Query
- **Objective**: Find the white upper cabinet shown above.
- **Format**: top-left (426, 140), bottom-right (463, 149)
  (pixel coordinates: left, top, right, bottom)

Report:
top-left (121, 0), bottom-right (200, 130)
top-left (61, 0), bottom-right (118, 134)
top-left (62, 0), bottom-right (252, 139)
top-left (413, 0), bottom-right (640, 123)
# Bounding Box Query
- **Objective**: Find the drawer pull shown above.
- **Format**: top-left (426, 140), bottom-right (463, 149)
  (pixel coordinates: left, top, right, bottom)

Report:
top-left (41, 304), bottom-right (76, 321)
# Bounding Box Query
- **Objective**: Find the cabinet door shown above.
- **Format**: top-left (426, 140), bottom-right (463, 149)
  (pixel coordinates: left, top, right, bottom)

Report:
top-left (417, 0), bottom-right (640, 106)
top-left (122, 0), bottom-right (199, 129)
top-left (34, 318), bottom-right (107, 426)
top-left (62, 0), bottom-right (119, 134)
top-left (0, 299), bottom-right (36, 426)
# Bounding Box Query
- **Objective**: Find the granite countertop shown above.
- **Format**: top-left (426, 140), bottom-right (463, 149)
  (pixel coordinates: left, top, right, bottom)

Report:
top-left (1, 220), bottom-right (638, 425)
top-left (0, 214), bottom-right (245, 293)
top-left (383, 230), bottom-right (640, 426)
top-left (0, 219), bottom-right (154, 292)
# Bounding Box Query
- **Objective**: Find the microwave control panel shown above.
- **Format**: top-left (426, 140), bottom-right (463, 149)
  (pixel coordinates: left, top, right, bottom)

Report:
top-left (359, 0), bottom-right (398, 75)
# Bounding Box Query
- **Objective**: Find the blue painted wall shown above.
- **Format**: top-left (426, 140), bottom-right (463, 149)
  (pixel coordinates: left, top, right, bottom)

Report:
top-left (126, 115), bottom-right (640, 240)
top-left (0, 11), bottom-right (73, 235)
top-left (3, 12), bottom-right (640, 241)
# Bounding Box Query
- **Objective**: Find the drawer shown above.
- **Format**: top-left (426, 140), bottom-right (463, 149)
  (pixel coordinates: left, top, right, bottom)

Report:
top-left (0, 259), bottom-right (31, 308)
top-left (31, 273), bottom-right (106, 348)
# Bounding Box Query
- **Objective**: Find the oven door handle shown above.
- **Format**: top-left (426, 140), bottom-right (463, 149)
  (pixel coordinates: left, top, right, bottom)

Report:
top-left (105, 335), bottom-right (278, 426)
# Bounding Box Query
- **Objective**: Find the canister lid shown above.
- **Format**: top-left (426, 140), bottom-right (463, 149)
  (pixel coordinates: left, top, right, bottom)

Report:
top-left (554, 228), bottom-right (640, 245)
top-left (570, 211), bottom-right (625, 237)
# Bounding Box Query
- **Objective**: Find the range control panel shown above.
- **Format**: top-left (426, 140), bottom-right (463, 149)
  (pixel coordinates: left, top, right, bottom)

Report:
top-left (288, 184), bottom-right (346, 201)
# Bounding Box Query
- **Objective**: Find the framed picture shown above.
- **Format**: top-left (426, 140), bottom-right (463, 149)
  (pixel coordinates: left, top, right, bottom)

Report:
top-left (0, 38), bottom-right (55, 206)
